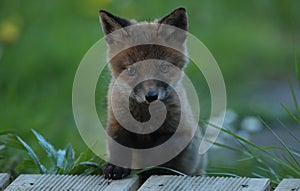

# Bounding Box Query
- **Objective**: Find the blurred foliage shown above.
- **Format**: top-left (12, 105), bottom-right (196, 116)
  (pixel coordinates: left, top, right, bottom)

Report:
top-left (0, 0), bottom-right (300, 173)
top-left (0, 129), bottom-right (104, 177)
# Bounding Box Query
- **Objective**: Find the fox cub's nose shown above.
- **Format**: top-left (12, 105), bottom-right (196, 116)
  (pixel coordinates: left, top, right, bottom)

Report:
top-left (145, 90), bottom-right (158, 103)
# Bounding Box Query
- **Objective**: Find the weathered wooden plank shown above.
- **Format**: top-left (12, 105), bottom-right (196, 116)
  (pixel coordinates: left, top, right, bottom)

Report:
top-left (137, 175), bottom-right (272, 191)
top-left (0, 173), bottom-right (10, 191)
top-left (274, 179), bottom-right (300, 191)
top-left (4, 174), bottom-right (139, 191)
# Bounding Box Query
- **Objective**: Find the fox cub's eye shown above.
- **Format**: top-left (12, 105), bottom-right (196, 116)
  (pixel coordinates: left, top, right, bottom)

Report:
top-left (127, 66), bottom-right (136, 76)
top-left (160, 63), bottom-right (170, 73)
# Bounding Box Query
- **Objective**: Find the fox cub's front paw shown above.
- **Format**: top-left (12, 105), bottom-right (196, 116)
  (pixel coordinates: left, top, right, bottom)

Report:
top-left (103, 163), bottom-right (131, 179)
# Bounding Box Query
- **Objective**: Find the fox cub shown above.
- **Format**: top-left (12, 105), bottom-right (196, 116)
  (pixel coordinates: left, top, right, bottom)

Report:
top-left (99, 7), bottom-right (207, 180)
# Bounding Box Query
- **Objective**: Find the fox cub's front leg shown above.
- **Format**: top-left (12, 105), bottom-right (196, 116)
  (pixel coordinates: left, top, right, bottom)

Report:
top-left (103, 163), bottom-right (131, 179)
top-left (103, 124), bottom-right (132, 179)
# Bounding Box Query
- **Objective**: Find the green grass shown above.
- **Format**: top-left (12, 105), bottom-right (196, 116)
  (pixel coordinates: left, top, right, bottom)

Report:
top-left (209, 121), bottom-right (300, 185)
top-left (209, 63), bottom-right (300, 185)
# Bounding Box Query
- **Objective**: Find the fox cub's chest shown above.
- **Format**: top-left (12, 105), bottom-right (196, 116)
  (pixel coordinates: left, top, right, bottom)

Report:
top-left (127, 97), bottom-right (181, 148)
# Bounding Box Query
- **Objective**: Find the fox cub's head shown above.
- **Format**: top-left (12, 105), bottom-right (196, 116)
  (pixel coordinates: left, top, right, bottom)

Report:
top-left (100, 8), bottom-right (188, 104)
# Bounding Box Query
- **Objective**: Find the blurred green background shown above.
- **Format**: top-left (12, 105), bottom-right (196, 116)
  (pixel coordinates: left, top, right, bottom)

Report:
top-left (1, 0), bottom-right (299, 173)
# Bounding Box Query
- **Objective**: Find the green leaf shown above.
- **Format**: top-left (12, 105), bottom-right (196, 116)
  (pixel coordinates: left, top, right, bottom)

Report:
top-left (56, 149), bottom-right (66, 169)
top-left (1, 134), bottom-right (24, 149)
top-left (22, 159), bottom-right (37, 169)
top-left (32, 129), bottom-right (57, 160)
top-left (81, 168), bottom-right (96, 175)
top-left (0, 144), bottom-right (5, 150)
top-left (0, 130), bottom-right (14, 136)
top-left (67, 149), bottom-right (93, 174)
top-left (80, 161), bottom-right (102, 170)
top-left (63, 144), bottom-right (75, 173)
top-left (17, 136), bottom-right (47, 174)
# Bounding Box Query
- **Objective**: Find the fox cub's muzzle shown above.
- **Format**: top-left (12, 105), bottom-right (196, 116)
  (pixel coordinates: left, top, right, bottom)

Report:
top-left (132, 80), bottom-right (171, 104)
top-left (145, 90), bottom-right (158, 103)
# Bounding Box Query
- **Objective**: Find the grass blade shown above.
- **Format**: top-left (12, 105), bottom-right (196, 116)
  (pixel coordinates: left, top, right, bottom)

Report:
top-left (212, 142), bottom-right (245, 153)
top-left (205, 172), bottom-right (240, 177)
top-left (295, 58), bottom-right (300, 87)
top-left (133, 166), bottom-right (187, 176)
top-left (280, 104), bottom-right (300, 124)
top-left (288, 78), bottom-right (300, 117)
top-left (260, 117), bottom-right (300, 169)
top-left (278, 120), bottom-right (300, 145)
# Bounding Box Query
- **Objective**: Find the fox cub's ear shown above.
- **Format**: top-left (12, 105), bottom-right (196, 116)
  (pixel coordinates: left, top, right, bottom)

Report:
top-left (157, 8), bottom-right (188, 43)
top-left (99, 10), bottom-right (131, 35)
top-left (158, 7), bottom-right (188, 31)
